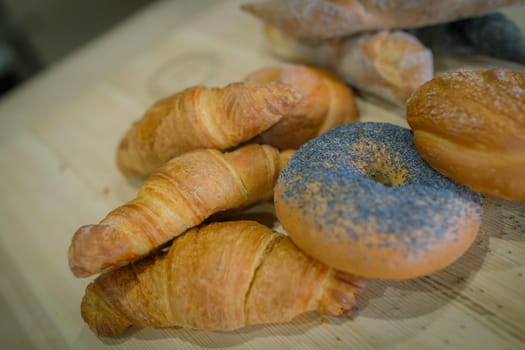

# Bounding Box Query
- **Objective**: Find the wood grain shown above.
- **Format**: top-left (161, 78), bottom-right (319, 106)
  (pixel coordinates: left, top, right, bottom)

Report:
top-left (0, 0), bottom-right (524, 349)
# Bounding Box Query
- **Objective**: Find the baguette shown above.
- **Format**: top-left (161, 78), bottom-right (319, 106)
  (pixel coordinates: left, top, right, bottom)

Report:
top-left (242, 0), bottom-right (524, 39)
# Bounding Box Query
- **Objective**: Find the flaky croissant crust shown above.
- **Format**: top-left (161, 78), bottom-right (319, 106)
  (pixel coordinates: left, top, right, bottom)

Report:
top-left (117, 81), bottom-right (301, 177)
top-left (69, 144), bottom-right (292, 277)
top-left (81, 220), bottom-right (366, 336)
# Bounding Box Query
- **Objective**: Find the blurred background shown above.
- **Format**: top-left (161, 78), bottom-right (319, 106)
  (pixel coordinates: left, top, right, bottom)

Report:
top-left (0, 0), bottom-right (523, 99)
top-left (0, 0), bottom-right (156, 96)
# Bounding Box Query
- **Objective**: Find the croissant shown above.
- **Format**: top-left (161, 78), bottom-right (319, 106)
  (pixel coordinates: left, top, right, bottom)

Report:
top-left (241, 0), bottom-right (523, 39)
top-left (81, 220), bottom-right (367, 336)
top-left (69, 144), bottom-right (292, 278)
top-left (264, 26), bottom-right (433, 106)
top-left (244, 63), bottom-right (358, 149)
top-left (116, 81), bottom-right (301, 177)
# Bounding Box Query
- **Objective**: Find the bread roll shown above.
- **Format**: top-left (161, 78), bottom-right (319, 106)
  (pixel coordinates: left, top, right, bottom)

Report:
top-left (407, 69), bottom-right (525, 200)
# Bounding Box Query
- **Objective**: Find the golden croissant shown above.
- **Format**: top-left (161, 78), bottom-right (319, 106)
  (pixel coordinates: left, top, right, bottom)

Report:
top-left (117, 81), bottom-right (301, 177)
top-left (69, 144), bottom-right (293, 278)
top-left (81, 220), bottom-right (367, 336)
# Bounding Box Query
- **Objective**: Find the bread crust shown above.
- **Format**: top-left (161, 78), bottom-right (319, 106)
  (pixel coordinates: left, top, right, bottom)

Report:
top-left (245, 63), bottom-right (358, 148)
top-left (80, 221), bottom-right (366, 336)
top-left (242, 0), bottom-right (523, 39)
top-left (116, 82), bottom-right (301, 177)
top-left (69, 144), bottom-right (290, 277)
top-left (407, 69), bottom-right (525, 200)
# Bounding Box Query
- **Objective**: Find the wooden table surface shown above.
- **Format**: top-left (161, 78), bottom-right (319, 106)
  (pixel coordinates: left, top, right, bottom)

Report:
top-left (1, 1), bottom-right (524, 349)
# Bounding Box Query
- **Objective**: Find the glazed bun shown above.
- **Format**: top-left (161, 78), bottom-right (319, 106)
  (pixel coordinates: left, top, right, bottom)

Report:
top-left (407, 69), bottom-right (525, 201)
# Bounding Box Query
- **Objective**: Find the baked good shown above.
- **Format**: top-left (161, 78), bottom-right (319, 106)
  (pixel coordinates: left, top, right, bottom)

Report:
top-left (117, 63), bottom-right (359, 177)
top-left (244, 63), bottom-right (358, 149)
top-left (242, 0), bottom-right (523, 39)
top-left (263, 26), bottom-right (433, 106)
top-left (274, 122), bottom-right (482, 280)
top-left (81, 220), bottom-right (366, 336)
top-left (116, 81), bottom-right (301, 177)
top-left (407, 69), bottom-right (525, 201)
top-left (69, 144), bottom-right (291, 277)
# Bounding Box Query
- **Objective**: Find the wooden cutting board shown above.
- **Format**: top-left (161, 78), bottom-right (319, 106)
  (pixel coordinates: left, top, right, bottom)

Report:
top-left (0, 1), bottom-right (524, 349)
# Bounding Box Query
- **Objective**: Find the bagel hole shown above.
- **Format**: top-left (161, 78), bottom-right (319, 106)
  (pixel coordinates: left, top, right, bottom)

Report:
top-left (367, 166), bottom-right (406, 187)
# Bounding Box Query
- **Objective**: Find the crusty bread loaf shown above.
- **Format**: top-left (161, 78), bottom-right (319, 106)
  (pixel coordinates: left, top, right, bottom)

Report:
top-left (407, 69), bottom-right (525, 200)
top-left (242, 0), bottom-right (524, 39)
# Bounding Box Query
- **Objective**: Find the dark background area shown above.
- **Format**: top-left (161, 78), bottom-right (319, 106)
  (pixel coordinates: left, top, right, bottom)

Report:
top-left (0, 0), bottom-right (156, 97)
